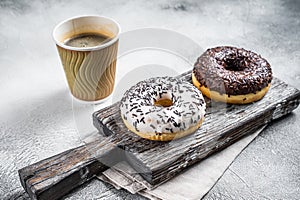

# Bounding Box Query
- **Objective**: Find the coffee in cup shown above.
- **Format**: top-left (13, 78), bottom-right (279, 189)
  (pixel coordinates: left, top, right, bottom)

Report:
top-left (53, 15), bottom-right (120, 102)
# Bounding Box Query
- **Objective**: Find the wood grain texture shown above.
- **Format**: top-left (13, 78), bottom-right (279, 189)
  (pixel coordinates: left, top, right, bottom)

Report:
top-left (19, 70), bottom-right (300, 200)
top-left (93, 70), bottom-right (300, 184)
top-left (18, 137), bottom-right (122, 200)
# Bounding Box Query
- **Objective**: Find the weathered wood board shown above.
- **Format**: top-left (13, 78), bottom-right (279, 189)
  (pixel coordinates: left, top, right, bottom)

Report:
top-left (19, 70), bottom-right (300, 200)
top-left (93, 70), bottom-right (300, 185)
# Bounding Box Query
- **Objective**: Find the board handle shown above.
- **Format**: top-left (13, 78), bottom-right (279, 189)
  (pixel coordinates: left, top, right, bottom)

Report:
top-left (18, 137), bottom-right (121, 200)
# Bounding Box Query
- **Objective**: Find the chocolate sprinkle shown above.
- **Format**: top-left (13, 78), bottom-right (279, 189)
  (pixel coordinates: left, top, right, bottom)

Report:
top-left (120, 77), bottom-right (206, 134)
top-left (193, 46), bottom-right (273, 95)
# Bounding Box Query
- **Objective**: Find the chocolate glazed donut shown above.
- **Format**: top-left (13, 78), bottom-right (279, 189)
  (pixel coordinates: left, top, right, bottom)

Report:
top-left (192, 46), bottom-right (273, 104)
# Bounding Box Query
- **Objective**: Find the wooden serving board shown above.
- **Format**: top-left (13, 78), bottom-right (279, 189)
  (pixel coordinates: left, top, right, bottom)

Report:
top-left (19, 70), bottom-right (300, 200)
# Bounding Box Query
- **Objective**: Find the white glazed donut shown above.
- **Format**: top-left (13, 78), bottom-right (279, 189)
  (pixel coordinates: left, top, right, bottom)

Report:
top-left (120, 77), bottom-right (206, 141)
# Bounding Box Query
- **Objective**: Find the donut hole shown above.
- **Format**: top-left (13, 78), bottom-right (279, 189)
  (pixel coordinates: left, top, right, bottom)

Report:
top-left (154, 98), bottom-right (173, 107)
top-left (224, 57), bottom-right (246, 71)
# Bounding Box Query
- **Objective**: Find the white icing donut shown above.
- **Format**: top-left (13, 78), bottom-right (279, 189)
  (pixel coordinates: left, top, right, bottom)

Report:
top-left (120, 77), bottom-right (206, 140)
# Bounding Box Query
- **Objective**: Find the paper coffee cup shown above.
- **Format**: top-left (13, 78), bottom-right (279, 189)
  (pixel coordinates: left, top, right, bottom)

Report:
top-left (53, 15), bottom-right (120, 102)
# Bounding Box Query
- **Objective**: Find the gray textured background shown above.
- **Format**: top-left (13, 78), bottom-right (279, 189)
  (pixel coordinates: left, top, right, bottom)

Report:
top-left (0, 0), bottom-right (299, 199)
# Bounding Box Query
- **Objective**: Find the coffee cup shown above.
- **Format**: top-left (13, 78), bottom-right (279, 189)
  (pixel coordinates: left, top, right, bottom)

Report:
top-left (53, 15), bottom-right (120, 102)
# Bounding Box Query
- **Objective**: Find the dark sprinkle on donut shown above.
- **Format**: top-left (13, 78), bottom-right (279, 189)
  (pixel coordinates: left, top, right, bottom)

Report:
top-left (120, 77), bottom-right (206, 134)
top-left (193, 46), bottom-right (273, 95)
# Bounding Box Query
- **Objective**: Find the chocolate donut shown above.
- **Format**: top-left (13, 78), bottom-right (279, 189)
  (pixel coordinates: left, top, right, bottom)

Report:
top-left (192, 46), bottom-right (272, 104)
